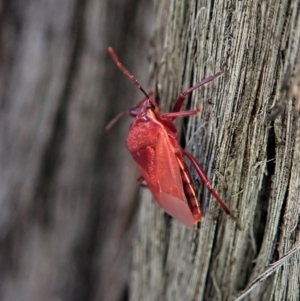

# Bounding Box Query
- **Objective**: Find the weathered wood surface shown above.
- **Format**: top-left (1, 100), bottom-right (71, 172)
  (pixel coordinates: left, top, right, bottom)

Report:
top-left (130, 1), bottom-right (300, 301)
top-left (0, 1), bottom-right (152, 301)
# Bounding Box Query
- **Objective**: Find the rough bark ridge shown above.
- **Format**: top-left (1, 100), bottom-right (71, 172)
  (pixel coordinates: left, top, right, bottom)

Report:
top-left (130, 1), bottom-right (300, 301)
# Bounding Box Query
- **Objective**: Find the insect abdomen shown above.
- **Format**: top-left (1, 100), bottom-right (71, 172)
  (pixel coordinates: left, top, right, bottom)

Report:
top-left (176, 155), bottom-right (202, 221)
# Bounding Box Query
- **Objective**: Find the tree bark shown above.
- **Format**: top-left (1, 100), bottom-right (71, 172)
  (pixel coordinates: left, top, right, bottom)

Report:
top-left (130, 1), bottom-right (300, 301)
top-left (0, 1), bottom-right (152, 301)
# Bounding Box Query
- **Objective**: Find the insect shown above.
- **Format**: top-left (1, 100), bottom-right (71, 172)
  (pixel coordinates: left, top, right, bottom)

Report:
top-left (107, 47), bottom-right (241, 229)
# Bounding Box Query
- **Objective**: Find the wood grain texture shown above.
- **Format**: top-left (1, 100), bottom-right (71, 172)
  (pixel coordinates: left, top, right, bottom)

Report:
top-left (130, 1), bottom-right (300, 301)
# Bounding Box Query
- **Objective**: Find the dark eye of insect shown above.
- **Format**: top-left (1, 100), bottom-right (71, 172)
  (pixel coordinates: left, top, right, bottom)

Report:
top-left (146, 104), bottom-right (155, 110)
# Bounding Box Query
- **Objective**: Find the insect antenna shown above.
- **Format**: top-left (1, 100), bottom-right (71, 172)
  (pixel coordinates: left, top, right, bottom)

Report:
top-left (108, 47), bottom-right (150, 99)
top-left (105, 111), bottom-right (127, 130)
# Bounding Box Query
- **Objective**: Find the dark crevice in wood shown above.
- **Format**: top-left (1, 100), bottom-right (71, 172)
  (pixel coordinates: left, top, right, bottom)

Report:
top-left (253, 126), bottom-right (276, 255)
top-left (162, 212), bottom-right (172, 283)
top-left (253, 174), bottom-right (271, 254)
top-left (275, 169), bottom-right (291, 261)
top-left (121, 284), bottom-right (129, 301)
top-left (209, 0), bottom-right (215, 24)
top-left (203, 224), bottom-right (219, 300)
top-left (179, 58), bottom-right (195, 150)
top-left (190, 226), bottom-right (200, 264)
top-left (251, 58), bottom-right (267, 122)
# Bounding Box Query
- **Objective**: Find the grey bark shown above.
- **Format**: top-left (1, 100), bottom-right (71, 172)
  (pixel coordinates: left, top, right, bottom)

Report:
top-left (0, 1), bottom-right (152, 301)
top-left (130, 1), bottom-right (300, 301)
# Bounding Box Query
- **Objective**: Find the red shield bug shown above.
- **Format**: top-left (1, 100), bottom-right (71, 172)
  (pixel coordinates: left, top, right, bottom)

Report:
top-left (106, 47), bottom-right (241, 230)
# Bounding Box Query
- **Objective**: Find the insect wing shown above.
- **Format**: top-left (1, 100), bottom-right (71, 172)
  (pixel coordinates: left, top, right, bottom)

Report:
top-left (131, 130), bottom-right (196, 227)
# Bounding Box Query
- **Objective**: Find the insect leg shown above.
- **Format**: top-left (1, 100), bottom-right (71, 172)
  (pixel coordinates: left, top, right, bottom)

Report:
top-left (161, 107), bottom-right (200, 119)
top-left (172, 71), bottom-right (223, 115)
top-left (106, 110), bottom-right (137, 130)
top-left (183, 150), bottom-right (241, 230)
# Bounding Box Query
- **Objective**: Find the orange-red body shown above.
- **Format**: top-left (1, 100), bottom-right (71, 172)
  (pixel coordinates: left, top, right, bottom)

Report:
top-left (126, 105), bottom-right (201, 226)
top-left (107, 47), bottom-right (240, 229)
